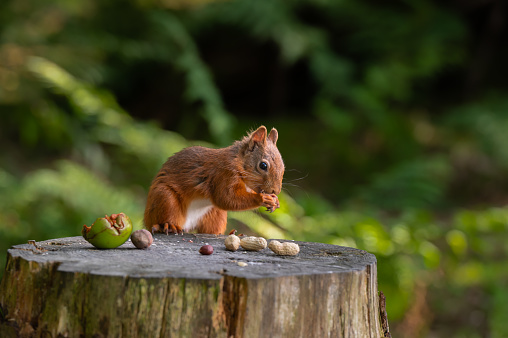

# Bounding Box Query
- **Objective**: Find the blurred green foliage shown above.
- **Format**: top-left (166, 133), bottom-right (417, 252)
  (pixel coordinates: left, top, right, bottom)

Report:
top-left (1, 0), bottom-right (508, 336)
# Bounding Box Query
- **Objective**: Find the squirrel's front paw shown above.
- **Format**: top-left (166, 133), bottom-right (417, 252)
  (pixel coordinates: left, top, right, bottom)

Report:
top-left (261, 194), bottom-right (280, 213)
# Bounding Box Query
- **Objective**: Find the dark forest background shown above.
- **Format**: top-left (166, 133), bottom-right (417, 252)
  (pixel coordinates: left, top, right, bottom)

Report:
top-left (2, 0), bottom-right (508, 336)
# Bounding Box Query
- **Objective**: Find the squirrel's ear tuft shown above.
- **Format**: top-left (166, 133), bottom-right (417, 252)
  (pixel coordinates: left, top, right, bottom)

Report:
top-left (248, 126), bottom-right (267, 150)
top-left (268, 128), bottom-right (278, 145)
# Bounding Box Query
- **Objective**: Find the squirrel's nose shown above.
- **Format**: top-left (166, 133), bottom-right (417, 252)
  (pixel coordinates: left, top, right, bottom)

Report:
top-left (271, 187), bottom-right (281, 195)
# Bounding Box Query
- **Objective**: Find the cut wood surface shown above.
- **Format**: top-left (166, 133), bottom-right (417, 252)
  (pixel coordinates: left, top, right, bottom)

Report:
top-left (0, 234), bottom-right (384, 337)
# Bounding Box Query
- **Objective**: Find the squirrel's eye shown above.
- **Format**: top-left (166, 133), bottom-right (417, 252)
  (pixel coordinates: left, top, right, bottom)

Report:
top-left (259, 162), bottom-right (268, 171)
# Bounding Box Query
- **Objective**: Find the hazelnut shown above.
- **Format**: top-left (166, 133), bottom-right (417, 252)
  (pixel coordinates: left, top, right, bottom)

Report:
top-left (199, 244), bottom-right (214, 255)
top-left (131, 229), bottom-right (153, 249)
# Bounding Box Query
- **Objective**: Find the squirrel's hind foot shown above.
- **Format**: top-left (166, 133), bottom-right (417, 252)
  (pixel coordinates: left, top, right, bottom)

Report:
top-left (151, 223), bottom-right (183, 235)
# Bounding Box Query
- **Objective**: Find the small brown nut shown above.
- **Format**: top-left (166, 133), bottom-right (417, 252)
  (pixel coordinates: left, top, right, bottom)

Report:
top-left (268, 240), bottom-right (300, 256)
top-left (225, 234), bottom-right (241, 251)
top-left (131, 229), bottom-right (153, 249)
top-left (199, 244), bottom-right (214, 255)
top-left (240, 236), bottom-right (267, 251)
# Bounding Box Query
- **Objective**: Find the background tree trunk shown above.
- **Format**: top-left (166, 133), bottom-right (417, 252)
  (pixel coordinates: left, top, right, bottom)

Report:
top-left (0, 234), bottom-right (385, 337)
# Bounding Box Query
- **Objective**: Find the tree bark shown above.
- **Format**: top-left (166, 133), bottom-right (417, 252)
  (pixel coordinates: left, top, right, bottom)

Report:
top-left (0, 234), bottom-right (385, 337)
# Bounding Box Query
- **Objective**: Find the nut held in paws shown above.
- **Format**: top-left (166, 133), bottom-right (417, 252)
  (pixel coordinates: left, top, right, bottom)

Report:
top-left (199, 245), bottom-right (214, 255)
top-left (131, 229), bottom-right (153, 249)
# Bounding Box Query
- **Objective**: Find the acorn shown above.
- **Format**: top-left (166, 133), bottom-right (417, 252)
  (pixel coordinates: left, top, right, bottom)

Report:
top-left (82, 213), bottom-right (133, 249)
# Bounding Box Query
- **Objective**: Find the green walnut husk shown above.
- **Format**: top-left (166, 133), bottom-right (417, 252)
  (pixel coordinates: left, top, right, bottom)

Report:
top-left (82, 213), bottom-right (133, 249)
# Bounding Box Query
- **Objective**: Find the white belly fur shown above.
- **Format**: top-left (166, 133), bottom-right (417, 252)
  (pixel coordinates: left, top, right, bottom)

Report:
top-left (183, 199), bottom-right (214, 231)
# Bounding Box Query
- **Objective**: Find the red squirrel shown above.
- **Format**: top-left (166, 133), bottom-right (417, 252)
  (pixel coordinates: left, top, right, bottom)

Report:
top-left (144, 126), bottom-right (284, 235)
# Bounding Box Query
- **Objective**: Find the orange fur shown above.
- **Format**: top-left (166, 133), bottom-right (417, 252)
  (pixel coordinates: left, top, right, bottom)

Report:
top-left (144, 126), bottom-right (284, 235)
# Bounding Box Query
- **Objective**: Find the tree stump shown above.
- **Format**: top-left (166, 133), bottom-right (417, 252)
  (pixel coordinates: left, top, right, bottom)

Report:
top-left (0, 234), bottom-right (384, 337)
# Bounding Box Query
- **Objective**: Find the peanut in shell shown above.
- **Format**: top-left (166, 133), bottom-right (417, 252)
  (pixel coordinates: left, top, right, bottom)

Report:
top-left (225, 234), bottom-right (241, 251)
top-left (268, 240), bottom-right (300, 256)
top-left (240, 236), bottom-right (267, 251)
